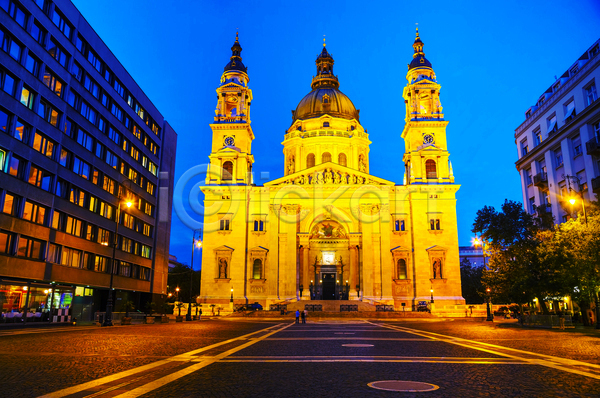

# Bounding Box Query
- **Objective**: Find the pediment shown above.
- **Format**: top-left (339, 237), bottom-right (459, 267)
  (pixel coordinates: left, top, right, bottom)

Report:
top-left (218, 146), bottom-right (241, 153)
top-left (390, 245), bottom-right (410, 253)
top-left (214, 245), bottom-right (234, 252)
top-left (426, 245), bottom-right (447, 252)
top-left (264, 162), bottom-right (395, 187)
top-left (249, 246), bottom-right (269, 253)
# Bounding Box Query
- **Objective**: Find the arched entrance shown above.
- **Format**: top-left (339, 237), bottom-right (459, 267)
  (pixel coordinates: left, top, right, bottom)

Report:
top-left (307, 221), bottom-right (350, 300)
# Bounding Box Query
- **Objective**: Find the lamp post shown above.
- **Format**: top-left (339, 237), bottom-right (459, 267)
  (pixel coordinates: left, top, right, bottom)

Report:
top-left (486, 288), bottom-right (493, 321)
top-left (309, 281), bottom-right (313, 300)
top-left (103, 195), bottom-right (133, 327)
top-left (186, 229), bottom-right (202, 321)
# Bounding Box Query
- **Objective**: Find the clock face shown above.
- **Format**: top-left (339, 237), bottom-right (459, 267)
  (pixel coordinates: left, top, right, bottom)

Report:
top-left (423, 134), bottom-right (434, 144)
top-left (224, 136), bottom-right (235, 146)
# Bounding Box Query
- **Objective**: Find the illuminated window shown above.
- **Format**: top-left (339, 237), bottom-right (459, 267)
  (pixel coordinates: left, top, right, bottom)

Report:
top-left (43, 67), bottom-right (63, 97)
top-left (2, 192), bottom-right (18, 216)
top-left (338, 153), bottom-right (347, 166)
top-left (22, 200), bottom-right (46, 225)
top-left (397, 259), bottom-right (407, 279)
top-left (222, 161), bottom-right (233, 180)
top-left (253, 259), bottom-right (262, 279)
top-left (322, 152), bottom-right (331, 163)
top-left (307, 153), bottom-right (315, 168)
top-left (430, 219), bottom-right (441, 230)
top-left (425, 160), bottom-right (437, 179)
top-left (17, 236), bottom-right (43, 260)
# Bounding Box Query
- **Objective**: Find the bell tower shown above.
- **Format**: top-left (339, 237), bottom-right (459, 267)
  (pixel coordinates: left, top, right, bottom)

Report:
top-left (206, 33), bottom-right (254, 185)
top-left (401, 28), bottom-right (454, 185)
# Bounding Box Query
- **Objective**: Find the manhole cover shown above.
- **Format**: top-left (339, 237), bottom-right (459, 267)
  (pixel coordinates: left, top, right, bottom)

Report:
top-left (368, 381), bottom-right (439, 392)
top-left (342, 344), bottom-right (373, 347)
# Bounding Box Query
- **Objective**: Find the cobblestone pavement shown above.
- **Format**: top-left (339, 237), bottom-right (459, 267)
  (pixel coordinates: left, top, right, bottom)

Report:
top-left (2, 318), bottom-right (600, 397)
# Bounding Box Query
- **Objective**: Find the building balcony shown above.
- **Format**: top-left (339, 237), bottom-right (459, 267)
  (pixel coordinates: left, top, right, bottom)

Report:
top-left (533, 172), bottom-right (548, 189)
top-left (592, 176), bottom-right (600, 195)
top-left (586, 137), bottom-right (600, 157)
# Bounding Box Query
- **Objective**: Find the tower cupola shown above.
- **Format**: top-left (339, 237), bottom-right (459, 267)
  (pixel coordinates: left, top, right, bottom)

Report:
top-left (224, 32), bottom-right (247, 73)
top-left (408, 27), bottom-right (432, 71)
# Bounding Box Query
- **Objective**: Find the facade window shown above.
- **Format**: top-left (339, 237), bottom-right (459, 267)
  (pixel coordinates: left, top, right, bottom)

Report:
top-left (1, 31), bottom-right (22, 61)
top-left (397, 259), bottom-right (407, 279)
top-left (577, 171), bottom-right (587, 191)
top-left (51, 7), bottom-right (72, 39)
top-left (594, 122), bottom-right (600, 141)
top-left (338, 153), bottom-right (347, 166)
top-left (555, 151), bottom-right (563, 167)
top-left (30, 22), bottom-right (46, 45)
top-left (1, 192), bottom-right (19, 216)
top-left (253, 259), bottom-right (262, 279)
top-left (222, 161), bottom-right (233, 180)
top-left (20, 86), bottom-right (35, 109)
top-left (253, 220), bottom-right (265, 232)
top-left (322, 152), bottom-right (332, 163)
top-left (25, 53), bottom-right (41, 76)
top-left (67, 89), bottom-right (79, 108)
top-left (110, 103), bottom-right (123, 121)
top-left (17, 236), bottom-right (43, 260)
top-left (7, 154), bottom-right (24, 178)
top-left (572, 135), bottom-right (582, 156)
top-left (103, 176), bottom-right (116, 194)
top-left (1, 67), bottom-right (16, 96)
top-left (585, 84), bottom-right (597, 106)
top-left (32, 132), bottom-right (55, 159)
top-left (429, 219), bottom-right (441, 230)
top-left (547, 115), bottom-right (557, 133)
top-left (65, 216), bottom-right (83, 237)
top-left (323, 121), bottom-right (330, 127)
top-left (529, 197), bottom-right (535, 214)
top-left (80, 101), bottom-right (97, 124)
top-left (141, 245), bottom-right (151, 259)
top-left (99, 202), bottom-right (113, 219)
top-left (22, 200), bottom-right (46, 225)
top-left (525, 110), bottom-right (531, 118)
top-left (394, 219), bottom-right (406, 232)
top-left (143, 223), bottom-right (152, 237)
top-left (84, 75), bottom-right (100, 98)
top-left (0, 108), bottom-right (9, 133)
top-left (43, 67), bottom-right (63, 97)
top-left (28, 165), bottom-right (53, 191)
top-left (141, 267), bottom-right (151, 281)
top-left (113, 79), bottom-right (125, 97)
top-left (219, 218), bottom-right (231, 231)
top-left (97, 228), bottom-right (110, 246)
top-left (72, 157), bottom-right (91, 179)
top-left (147, 182), bottom-right (155, 196)
top-left (119, 261), bottom-right (131, 277)
top-left (37, 99), bottom-right (60, 127)
top-left (70, 61), bottom-right (82, 81)
top-left (108, 126), bottom-right (120, 144)
top-left (425, 159), bottom-right (437, 179)
top-left (534, 131), bottom-right (542, 146)
top-left (69, 186), bottom-right (86, 208)
top-left (0, 230), bottom-right (13, 254)
top-left (48, 39), bottom-right (69, 67)
top-left (46, 243), bottom-right (60, 263)
top-left (94, 255), bottom-right (108, 272)
top-left (307, 153), bottom-right (315, 168)
top-left (563, 101), bottom-right (576, 122)
top-left (61, 247), bottom-right (82, 268)
top-left (76, 129), bottom-right (94, 151)
top-left (521, 140), bottom-right (528, 156)
top-left (87, 50), bottom-right (103, 73)
top-left (59, 148), bottom-right (72, 167)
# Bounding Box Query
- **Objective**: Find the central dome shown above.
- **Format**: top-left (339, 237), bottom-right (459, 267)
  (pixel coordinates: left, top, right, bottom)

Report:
top-left (292, 46), bottom-right (359, 122)
top-left (293, 88), bottom-right (359, 121)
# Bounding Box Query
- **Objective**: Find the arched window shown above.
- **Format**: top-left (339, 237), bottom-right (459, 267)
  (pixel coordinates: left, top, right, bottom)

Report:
top-left (253, 259), bottom-right (262, 279)
top-left (338, 153), bottom-right (347, 166)
top-left (397, 259), bottom-right (407, 280)
top-left (323, 121), bottom-right (330, 127)
top-left (307, 153), bottom-right (315, 168)
top-left (222, 161), bottom-right (233, 180)
top-left (322, 152), bottom-right (331, 163)
top-left (425, 159), bottom-right (437, 179)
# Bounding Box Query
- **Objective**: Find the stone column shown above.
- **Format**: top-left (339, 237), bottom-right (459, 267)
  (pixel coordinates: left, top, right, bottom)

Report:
top-left (301, 244), bottom-right (309, 300)
top-left (349, 245), bottom-right (358, 299)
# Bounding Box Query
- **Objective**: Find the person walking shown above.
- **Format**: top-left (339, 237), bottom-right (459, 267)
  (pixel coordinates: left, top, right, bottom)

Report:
top-left (303, 309), bottom-right (308, 324)
top-left (301, 309), bottom-right (306, 324)
top-left (295, 309), bottom-right (300, 324)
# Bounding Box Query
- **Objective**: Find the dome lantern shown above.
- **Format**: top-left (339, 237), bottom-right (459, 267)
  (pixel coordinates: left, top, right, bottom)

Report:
top-left (224, 32), bottom-right (247, 73)
top-left (408, 27), bottom-right (432, 71)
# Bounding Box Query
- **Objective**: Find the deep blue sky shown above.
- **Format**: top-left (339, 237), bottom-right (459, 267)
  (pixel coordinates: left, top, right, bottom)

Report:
top-left (73, 0), bottom-right (600, 267)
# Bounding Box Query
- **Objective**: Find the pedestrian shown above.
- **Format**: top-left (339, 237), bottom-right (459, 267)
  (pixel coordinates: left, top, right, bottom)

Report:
top-left (199, 308), bottom-right (202, 321)
top-left (303, 309), bottom-right (308, 324)
top-left (558, 310), bottom-right (565, 330)
top-left (295, 309), bottom-right (300, 324)
top-left (301, 309), bottom-right (306, 324)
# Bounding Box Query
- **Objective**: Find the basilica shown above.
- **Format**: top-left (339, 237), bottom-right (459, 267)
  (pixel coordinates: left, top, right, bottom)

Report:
top-left (199, 30), bottom-right (465, 310)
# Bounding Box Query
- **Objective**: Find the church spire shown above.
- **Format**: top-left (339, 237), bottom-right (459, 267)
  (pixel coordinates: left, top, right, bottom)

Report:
top-left (408, 27), bottom-right (432, 71)
top-left (312, 40), bottom-right (339, 89)
top-left (224, 32), bottom-right (247, 73)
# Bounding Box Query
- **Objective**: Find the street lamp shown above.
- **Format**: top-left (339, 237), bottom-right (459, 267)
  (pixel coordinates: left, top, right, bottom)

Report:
top-left (430, 288), bottom-right (434, 304)
top-left (564, 175), bottom-right (588, 225)
top-left (230, 288), bottom-right (233, 303)
top-left (486, 288), bottom-right (493, 322)
top-left (186, 229), bottom-right (202, 321)
top-left (175, 287), bottom-right (180, 303)
top-left (103, 195), bottom-right (133, 327)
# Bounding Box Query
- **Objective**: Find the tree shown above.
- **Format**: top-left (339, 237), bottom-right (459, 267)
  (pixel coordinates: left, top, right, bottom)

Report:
top-left (167, 263), bottom-right (201, 303)
top-left (545, 202), bottom-right (600, 327)
top-left (460, 258), bottom-right (484, 304)
top-left (472, 200), bottom-right (571, 314)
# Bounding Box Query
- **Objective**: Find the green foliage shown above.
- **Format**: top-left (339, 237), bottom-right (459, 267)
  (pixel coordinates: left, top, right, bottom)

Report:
top-left (145, 301), bottom-right (156, 315)
top-left (167, 263), bottom-right (201, 302)
top-left (122, 300), bottom-right (134, 317)
top-left (175, 302), bottom-right (185, 316)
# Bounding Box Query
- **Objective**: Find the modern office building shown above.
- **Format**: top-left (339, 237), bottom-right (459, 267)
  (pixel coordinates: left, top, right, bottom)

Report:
top-left (0, 0), bottom-right (177, 322)
top-left (515, 39), bottom-right (599, 223)
top-left (199, 31), bottom-right (465, 311)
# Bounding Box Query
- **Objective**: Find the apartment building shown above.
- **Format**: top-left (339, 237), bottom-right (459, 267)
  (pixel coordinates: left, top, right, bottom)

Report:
top-left (515, 39), bottom-right (599, 223)
top-left (0, 0), bottom-right (177, 322)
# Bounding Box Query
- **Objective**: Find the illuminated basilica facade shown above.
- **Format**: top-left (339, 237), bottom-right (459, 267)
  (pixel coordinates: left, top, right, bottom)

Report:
top-left (199, 31), bottom-right (464, 310)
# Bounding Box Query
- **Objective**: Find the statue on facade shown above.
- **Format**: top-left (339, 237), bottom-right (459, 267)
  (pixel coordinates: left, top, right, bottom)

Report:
top-left (433, 258), bottom-right (442, 279)
top-left (324, 168), bottom-right (333, 184)
top-left (287, 156), bottom-right (295, 175)
top-left (219, 258), bottom-right (228, 279)
top-left (333, 172), bottom-right (341, 184)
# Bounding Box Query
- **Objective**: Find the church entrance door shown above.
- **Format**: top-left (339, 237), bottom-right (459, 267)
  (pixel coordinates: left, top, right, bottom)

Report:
top-left (321, 273), bottom-right (337, 300)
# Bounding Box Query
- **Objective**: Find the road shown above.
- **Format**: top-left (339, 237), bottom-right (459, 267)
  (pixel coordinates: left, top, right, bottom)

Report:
top-left (2, 318), bottom-right (600, 397)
